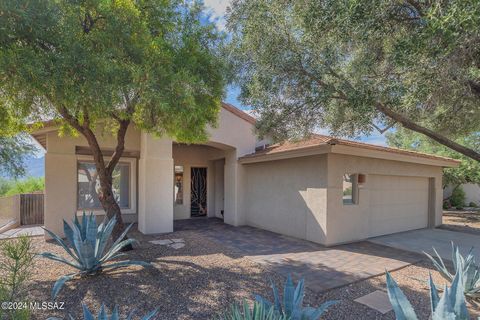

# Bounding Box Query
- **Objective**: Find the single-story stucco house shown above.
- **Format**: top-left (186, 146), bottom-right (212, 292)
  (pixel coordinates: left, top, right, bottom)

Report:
top-left (30, 103), bottom-right (459, 246)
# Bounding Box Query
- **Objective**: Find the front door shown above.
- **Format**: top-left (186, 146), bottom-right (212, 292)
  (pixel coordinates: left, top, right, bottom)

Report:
top-left (191, 167), bottom-right (207, 217)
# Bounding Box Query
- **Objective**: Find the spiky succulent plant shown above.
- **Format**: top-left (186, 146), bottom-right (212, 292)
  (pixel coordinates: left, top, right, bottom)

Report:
top-left (220, 300), bottom-right (288, 320)
top-left (424, 242), bottom-right (480, 299)
top-left (40, 213), bottom-right (150, 299)
top-left (47, 303), bottom-right (158, 320)
top-left (386, 271), bottom-right (470, 320)
top-left (255, 275), bottom-right (337, 320)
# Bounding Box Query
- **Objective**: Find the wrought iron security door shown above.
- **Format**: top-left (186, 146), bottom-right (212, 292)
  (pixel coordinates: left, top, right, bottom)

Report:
top-left (191, 167), bottom-right (207, 217)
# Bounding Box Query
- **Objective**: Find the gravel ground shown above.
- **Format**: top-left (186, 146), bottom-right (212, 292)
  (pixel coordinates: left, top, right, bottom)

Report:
top-left (442, 209), bottom-right (480, 235)
top-left (4, 230), bottom-right (480, 319)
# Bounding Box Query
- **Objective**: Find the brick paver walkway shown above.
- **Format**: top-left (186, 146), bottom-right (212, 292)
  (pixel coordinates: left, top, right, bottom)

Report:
top-left (175, 218), bottom-right (422, 292)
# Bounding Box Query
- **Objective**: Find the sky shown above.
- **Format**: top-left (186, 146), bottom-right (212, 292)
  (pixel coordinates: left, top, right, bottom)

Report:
top-left (204, 0), bottom-right (389, 146)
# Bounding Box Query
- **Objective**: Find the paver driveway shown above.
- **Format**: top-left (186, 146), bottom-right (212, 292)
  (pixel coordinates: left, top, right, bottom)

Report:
top-left (174, 218), bottom-right (421, 293)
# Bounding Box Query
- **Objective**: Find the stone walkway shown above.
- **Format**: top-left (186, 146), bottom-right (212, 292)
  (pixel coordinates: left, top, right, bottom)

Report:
top-left (0, 225), bottom-right (44, 239)
top-left (174, 218), bottom-right (421, 293)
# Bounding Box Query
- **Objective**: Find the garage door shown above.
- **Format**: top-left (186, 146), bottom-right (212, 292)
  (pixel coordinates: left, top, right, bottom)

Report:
top-left (368, 175), bottom-right (429, 238)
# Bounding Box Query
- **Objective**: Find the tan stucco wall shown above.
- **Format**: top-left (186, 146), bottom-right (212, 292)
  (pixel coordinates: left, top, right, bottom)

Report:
top-left (138, 134), bottom-right (173, 234)
top-left (243, 155), bottom-right (328, 244)
top-left (325, 153), bottom-right (443, 245)
top-left (0, 195), bottom-right (21, 225)
top-left (44, 125), bottom-right (141, 236)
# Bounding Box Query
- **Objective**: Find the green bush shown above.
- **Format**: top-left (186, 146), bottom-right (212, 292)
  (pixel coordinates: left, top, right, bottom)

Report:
top-left (469, 202), bottom-right (478, 208)
top-left (2, 177), bottom-right (44, 196)
top-left (450, 186), bottom-right (466, 208)
top-left (0, 178), bottom-right (13, 196)
top-left (0, 235), bottom-right (35, 320)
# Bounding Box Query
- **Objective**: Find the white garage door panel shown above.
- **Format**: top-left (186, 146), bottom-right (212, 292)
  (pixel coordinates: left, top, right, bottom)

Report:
top-left (369, 175), bottom-right (429, 237)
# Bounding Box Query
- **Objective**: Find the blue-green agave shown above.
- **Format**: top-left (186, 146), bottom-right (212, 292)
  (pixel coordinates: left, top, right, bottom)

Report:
top-left (40, 213), bottom-right (150, 299)
top-left (47, 303), bottom-right (158, 320)
top-left (424, 242), bottom-right (480, 299)
top-left (221, 300), bottom-right (288, 320)
top-left (386, 271), bottom-right (471, 320)
top-left (255, 275), bottom-right (337, 320)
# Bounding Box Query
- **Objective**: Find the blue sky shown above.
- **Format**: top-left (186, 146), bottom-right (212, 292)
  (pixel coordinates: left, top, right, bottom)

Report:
top-left (204, 1), bottom-right (389, 146)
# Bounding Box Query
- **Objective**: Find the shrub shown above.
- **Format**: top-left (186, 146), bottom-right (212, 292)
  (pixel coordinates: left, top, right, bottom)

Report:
top-left (0, 178), bottom-right (13, 196)
top-left (424, 242), bottom-right (480, 299)
top-left (0, 235), bottom-right (35, 320)
top-left (3, 177), bottom-right (44, 196)
top-left (40, 213), bottom-right (150, 299)
top-left (469, 202), bottom-right (478, 208)
top-left (47, 303), bottom-right (158, 320)
top-left (450, 186), bottom-right (466, 208)
top-left (443, 200), bottom-right (452, 210)
top-left (386, 271), bottom-right (470, 319)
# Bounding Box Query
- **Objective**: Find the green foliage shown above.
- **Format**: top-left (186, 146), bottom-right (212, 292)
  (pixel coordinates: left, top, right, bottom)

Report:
top-left (0, 236), bottom-right (35, 320)
top-left (40, 213), bottom-right (150, 299)
top-left (226, 0), bottom-right (480, 159)
top-left (48, 303), bottom-right (158, 320)
top-left (387, 129), bottom-right (480, 187)
top-left (469, 202), bottom-right (478, 208)
top-left (450, 187), bottom-right (466, 208)
top-left (219, 300), bottom-right (287, 320)
top-left (424, 243), bottom-right (480, 299)
top-left (255, 275), bottom-right (337, 320)
top-left (0, 0), bottom-right (226, 143)
top-left (386, 271), bottom-right (470, 320)
top-left (1, 177), bottom-right (45, 196)
top-left (0, 178), bottom-right (13, 196)
top-left (0, 135), bottom-right (36, 179)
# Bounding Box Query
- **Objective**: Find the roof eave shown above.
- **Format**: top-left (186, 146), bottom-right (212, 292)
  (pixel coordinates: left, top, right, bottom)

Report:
top-left (239, 144), bottom-right (332, 164)
top-left (330, 144), bottom-right (460, 168)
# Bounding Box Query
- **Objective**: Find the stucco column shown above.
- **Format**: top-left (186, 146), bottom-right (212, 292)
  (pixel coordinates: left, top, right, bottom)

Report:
top-left (44, 153), bottom-right (77, 237)
top-left (138, 133), bottom-right (174, 234)
top-left (223, 149), bottom-right (246, 226)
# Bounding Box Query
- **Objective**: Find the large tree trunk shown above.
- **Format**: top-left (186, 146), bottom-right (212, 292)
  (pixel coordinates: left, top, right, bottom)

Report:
top-left (375, 102), bottom-right (480, 162)
top-left (57, 106), bottom-right (132, 248)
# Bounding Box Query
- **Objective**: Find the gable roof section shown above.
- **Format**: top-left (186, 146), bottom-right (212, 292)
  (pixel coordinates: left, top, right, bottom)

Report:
top-left (221, 102), bottom-right (256, 125)
top-left (29, 103), bottom-right (255, 150)
top-left (239, 134), bottom-right (459, 167)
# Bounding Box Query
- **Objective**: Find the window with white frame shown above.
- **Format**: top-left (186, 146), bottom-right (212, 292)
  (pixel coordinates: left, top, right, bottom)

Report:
top-left (343, 173), bottom-right (358, 205)
top-left (77, 161), bottom-right (131, 210)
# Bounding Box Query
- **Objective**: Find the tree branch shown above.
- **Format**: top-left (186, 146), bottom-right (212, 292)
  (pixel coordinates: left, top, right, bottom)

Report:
top-left (376, 102), bottom-right (480, 161)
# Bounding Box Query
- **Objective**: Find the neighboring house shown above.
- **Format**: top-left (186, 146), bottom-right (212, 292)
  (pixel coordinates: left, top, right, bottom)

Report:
top-left (30, 103), bottom-right (459, 246)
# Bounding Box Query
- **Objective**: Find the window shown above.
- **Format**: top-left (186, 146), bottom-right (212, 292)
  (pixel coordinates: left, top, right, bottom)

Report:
top-left (77, 162), bottom-right (130, 210)
top-left (343, 173), bottom-right (358, 205)
top-left (174, 165), bottom-right (184, 205)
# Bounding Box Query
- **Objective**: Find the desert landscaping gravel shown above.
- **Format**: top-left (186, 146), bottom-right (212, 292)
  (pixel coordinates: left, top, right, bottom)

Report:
top-left (442, 209), bottom-right (480, 235)
top-left (6, 229), bottom-right (480, 319)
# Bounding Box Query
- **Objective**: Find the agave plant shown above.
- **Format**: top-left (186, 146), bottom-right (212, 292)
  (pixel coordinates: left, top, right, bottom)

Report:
top-left (40, 213), bottom-right (150, 299)
top-left (424, 242), bottom-right (480, 299)
top-left (255, 275), bottom-right (337, 320)
top-left (220, 300), bottom-right (288, 320)
top-left (386, 271), bottom-right (471, 320)
top-left (47, 303), bottom-right (158, 320)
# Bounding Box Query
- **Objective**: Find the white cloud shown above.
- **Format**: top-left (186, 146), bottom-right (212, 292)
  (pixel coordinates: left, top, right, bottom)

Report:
top-left (203, 0), bottom-right (231, 29)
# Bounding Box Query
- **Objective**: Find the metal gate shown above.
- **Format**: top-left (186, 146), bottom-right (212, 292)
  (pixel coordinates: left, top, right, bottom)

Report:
top-left (20, 194), bottom-right (44, 225)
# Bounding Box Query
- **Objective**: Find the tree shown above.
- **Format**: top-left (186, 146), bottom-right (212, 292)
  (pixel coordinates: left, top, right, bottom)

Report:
top-left (0, 106), bottom-right (35, 178)
top-left (0, 136), bottom-right (35, 179)
top-left (0, 0), bottom-right (225, 241)
top-left (387, 128), bottom-right (480, 188)
top-left (226, 0), bottom-right (480, 161)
